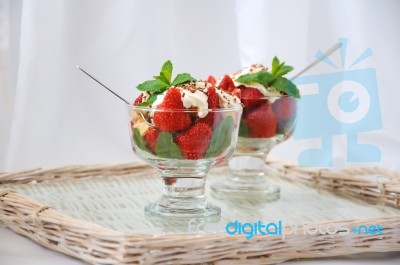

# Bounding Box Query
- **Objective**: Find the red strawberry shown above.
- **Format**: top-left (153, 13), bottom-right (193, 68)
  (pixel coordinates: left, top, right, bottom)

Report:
top-left (245, 102), bottom-right (277, 138)
top-left (199, 86), bottom-right (221, 127)
top-left (272, 97), bottom-right (296, 121)
top-left (240, 87), bottom-right (264, 109)
top-left (219, 75), bottom-right (236, 92)
top-left (134, 94), bottom-right (143, 105)
top-left (207, 75), bottom-right (217, 85)
top-left (143, 128), bottom-right (160, 152)
top-left (231, 88), bottom-right (241, 98)
top-left (164, 177), bottom-right (177, 186)
top-left (176, 123), bottom-right (212, 159)
top-left (153, 88), bottom-right (192, 132)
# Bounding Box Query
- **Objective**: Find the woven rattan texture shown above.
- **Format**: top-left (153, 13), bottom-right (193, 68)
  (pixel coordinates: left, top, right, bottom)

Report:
top-left (1, 160), bottom-right (400, 264)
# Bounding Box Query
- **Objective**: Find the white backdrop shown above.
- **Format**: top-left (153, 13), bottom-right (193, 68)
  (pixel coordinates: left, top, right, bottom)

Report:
top-left (1, 0), bottom-right (400, 264)
top-left (1, 0), bottom-right (399, 172)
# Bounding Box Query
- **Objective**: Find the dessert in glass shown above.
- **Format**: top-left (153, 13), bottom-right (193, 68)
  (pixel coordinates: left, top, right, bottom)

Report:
top-left (128, 61), bottom-right (242, 220)
top-left (210, 57), bottom-right (300, 201)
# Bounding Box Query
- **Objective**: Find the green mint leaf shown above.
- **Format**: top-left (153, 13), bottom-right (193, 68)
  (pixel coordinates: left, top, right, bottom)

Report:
top-left (271, 77), bottom-right (300, 99)
top-left (171, 73), bottom-right (195, 86)
top-left (137, 92), bottom-right (162, 106)
top-left (137, 101), bottom-right (152, 107)
top-left (239, 120), bottom-right (249, 137)
top-left (160, 60), bottom-right (173, 84)
top-left (137, 79), bottom-right (169, 92)
top-left (236, 72), bottom-right (276, 88)
top-left (272, 56), bottom-right (280, 75)
top-left (206, 116), bottom-right (234, 158)
top-left (275, 65), bottom-right (294, 77)
top-left (155, 132), bottom-right (182, 159)
top-left (133, 128), bottom-right (150, 152)
top-left (153, 75), bottom-right (170, 84)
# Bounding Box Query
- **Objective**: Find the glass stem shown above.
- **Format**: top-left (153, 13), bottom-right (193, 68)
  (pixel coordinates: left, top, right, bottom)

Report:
top-left (161, 174), bottom-right (207, 210)
top-left (228, 152), bottom-right (268, 184)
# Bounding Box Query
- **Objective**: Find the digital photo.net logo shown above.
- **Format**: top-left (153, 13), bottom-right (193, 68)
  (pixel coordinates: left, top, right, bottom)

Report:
top-left (293, 38), bottom-right (382, 167)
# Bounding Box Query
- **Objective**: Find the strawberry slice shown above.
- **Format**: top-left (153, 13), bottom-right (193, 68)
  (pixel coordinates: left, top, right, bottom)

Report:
top-left (176, 123), bottom-right (212, 159)
top-left (245, 102), bottom-right (277, 138)
top-left (219, 75), bottom-right (236, 92)
top-left (143, 128), bottom-right (160, 152)
top-left (207, 75), bottom-right (217, 85)
top-left (133, 94), bottom-right (143, 105)
top-left (153, 88), bottom-right (192, 132)
top-left (272, 97), bottom-right (296, 121)
top-left (240, 87), bottom-right (264, 109)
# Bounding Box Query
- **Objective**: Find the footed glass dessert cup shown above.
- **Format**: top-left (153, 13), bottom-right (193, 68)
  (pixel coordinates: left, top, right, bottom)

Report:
top-left (211, 95), bottom-right (297, 201)
top-left (127, 105), bottom-right (242, 220)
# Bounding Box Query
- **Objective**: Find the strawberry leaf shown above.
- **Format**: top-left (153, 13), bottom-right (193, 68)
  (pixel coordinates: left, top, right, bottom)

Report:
top-left (133, 128), bottom-right (150, 152)
top-left (171, 73), bottom-right (195, 86)
top-left (155, 132), bottom-right (183, 159)
top-left (137, 79), bottom-right (169, 92)
top-left (206, 116), bottom-right (234, 157)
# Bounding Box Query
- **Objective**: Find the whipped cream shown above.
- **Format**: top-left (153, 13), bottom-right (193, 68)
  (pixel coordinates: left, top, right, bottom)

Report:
top-left (181, 88), bottom-right (209, 118)
top-left (233, 64), bottom-right (281, 100)
top-left (149, 82), bottom-right (210, 118)
top-left (215, 89), bottom-right (242, 109)
top-left (147, 81), bottom-right (242, 117)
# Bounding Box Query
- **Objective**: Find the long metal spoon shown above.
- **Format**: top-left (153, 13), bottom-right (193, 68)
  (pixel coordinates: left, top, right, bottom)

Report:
top-left (76, 65), bottom-right (155, 127)
top-left (291, 42), bottom-right (342, 80)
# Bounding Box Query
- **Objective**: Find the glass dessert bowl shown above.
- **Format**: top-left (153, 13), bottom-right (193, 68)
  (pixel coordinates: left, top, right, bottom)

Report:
top-left (128, 106), bottom-right (241, 220)
top-left (210, 58), bottom-right (300, 201)
top-left (128, 60), bottom-right (243, 220)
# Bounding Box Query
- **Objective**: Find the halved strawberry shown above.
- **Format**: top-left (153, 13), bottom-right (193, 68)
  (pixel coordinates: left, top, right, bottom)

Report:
top-left (143, 128), bottom-right (160, 152)
top-left (153, 88), bottom-right (192, 132)
top-left (207, 75), bottom-right (217, 86)
top-left (240, 87), bottom-right (264, 109)
top-left (198, 86), bottom-right (221, 127)
top-left (219, 75), bottom-right (236, 92)
top-left (134, 94), bottom-right (143, 105)
top-left (245, 102), bottom-right (277, 138)
top-left (272, 97), bottom-right (296, 121)
top-left (176, 123), bottom-right (212, 159)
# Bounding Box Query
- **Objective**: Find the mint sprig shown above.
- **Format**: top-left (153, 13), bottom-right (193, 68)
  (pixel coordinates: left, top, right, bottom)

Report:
top-left (136, 60), bottom-right (196, 105)
top-left (206, 116), bottom-right (234, 158)
top-left (133, 128), bottom-right (150, 152)
top-left (238, 120), bottom-right (249, 137)
top-left (155, 132), bottom-right (182, 159)
top-left (234, 57), bottom-right (300, 99)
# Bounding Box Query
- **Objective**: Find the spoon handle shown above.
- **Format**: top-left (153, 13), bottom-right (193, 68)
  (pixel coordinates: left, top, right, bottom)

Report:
top-left (76, 65), bottom-right (131, 105)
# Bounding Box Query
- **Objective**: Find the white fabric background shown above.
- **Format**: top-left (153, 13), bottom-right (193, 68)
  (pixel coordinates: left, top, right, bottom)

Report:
top-left (0, 0), bottom-right (399, 264)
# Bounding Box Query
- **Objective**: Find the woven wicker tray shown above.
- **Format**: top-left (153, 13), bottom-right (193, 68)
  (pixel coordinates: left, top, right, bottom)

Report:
top-left (0, 159), bottom-right (400, 264)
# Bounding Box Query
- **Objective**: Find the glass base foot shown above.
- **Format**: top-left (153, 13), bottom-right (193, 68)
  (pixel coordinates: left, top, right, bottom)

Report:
top-left (210, 181), bottom-right (280, 202)
top-left (144, 196), bottom-right (221, 221)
